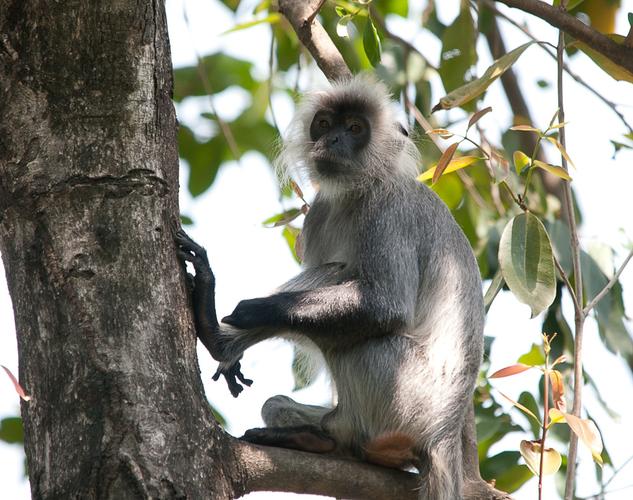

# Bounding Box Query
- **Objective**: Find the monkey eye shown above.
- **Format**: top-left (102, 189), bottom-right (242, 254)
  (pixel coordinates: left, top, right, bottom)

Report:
top-left (349, 122), bottom-right (363, 135)
top-left (319, 119), bottom-right (330, 129)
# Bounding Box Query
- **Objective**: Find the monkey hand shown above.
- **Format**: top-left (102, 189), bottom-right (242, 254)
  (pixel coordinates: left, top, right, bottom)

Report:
top-left (222, 298), bottom-right (282, 330)
top-left (213, 360), bottom-right (253, 398)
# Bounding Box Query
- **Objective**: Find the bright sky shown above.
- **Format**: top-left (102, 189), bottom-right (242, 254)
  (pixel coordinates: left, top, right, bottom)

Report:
top-left (2, 1), bottom-right (633, 499)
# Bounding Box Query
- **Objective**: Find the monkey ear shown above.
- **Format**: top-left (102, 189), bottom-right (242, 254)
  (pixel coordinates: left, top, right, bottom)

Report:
top-left (397, 123), bottom-right (409, 137)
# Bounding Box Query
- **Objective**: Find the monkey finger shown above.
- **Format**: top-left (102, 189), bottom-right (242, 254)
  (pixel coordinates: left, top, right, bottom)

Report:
top-left (176, 250), bottom-right (195, 262)
top-left (236, 371), bottom-right (253, 387)
top-left (175, 230), bottom-right (207, 256)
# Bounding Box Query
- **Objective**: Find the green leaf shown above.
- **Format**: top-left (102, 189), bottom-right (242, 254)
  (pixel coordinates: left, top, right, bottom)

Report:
top-left (262, 208), bottom-right (302, 227)
top-left (572, 35), bottom-right (633, 83)
top-left (180, 214), bottom-right (194, 226)
top-left (282, 226), bottom-right (301, 263)
top-left (222, 13), bottom-right (281, 35)
top-left (0, 417), bottom-right (24, 444)
top-left (337, 14), bottom-right (353, 38)
top-left (498, 213), bottom-right (556, 317)
top-left (518, 344), bottom-right (545, 367)
top-left (422, 0), bottom-right (445, 38)
top-left (254, 0), bottom-right (271, 14)
top-left (554, 0), bottom-right (586, 8)
top-left (581, 250), bottom-right (633, 359)
top-left (363, 17), bottom-right (382, 67)
top-left (532, 160), bottom-right (572, 181)
top-left (513, 150), bottom-right (531, 174)
top-left (273, 24), bottom-right (300, 71)
top-left (433, 42), bottom-right (535, 112)
top-left (484, 269), bottom-right (505, 313)
top-left (418, 155), bottom-right (480, 183)
top-left (373, 0), bottom-right (408, 18)
top-left (210, 406), bottom-right (227, 427)
top-left (517, 391), bottom-right (542, 439)
top-left (439, 5), bottom-right (477, 95)
top-left (173, 53), bottom-right (255, 102)
top-left (430, 172), bottom-right (464, 210)
top-left (178, 125), bottom-right (228, 197)
top-left (480, 451), bottom-right (533, 493)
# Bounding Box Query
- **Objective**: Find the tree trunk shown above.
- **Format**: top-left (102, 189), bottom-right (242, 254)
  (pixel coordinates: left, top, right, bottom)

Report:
top-left (0, 1), bottom-right (237, 497)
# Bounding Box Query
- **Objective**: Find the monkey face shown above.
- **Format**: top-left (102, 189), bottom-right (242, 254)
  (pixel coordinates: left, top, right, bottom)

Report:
top-left (309, 108), bottom-right (371, 178)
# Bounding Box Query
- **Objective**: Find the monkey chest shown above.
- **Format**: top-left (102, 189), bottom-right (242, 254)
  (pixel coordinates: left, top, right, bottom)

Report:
top-left (302, 207), bottom-right (359, 265)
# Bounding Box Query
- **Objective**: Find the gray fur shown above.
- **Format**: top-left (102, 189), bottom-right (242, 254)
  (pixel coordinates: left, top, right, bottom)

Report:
top-left (217, 75), bottom-right (484, 500)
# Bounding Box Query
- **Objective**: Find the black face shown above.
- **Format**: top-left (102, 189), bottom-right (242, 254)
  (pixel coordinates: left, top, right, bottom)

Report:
top-left (309, 109), bottom-right (371, 176)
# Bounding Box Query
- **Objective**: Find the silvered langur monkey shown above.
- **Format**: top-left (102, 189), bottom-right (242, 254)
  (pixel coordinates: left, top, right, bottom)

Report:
top-left (176, 75), bottom-right (484, 500)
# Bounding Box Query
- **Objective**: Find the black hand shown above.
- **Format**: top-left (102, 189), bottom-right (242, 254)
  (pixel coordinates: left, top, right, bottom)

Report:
top-left (212, 361), bottom-right (253, 398)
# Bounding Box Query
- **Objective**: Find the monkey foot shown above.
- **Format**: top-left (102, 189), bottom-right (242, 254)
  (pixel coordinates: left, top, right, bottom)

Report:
top-left (241, 425), bottom-right (336, 454)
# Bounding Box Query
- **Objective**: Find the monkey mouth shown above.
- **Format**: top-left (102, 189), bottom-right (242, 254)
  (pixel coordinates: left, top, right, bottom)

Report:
top-left (313, 157), bottom-right (349, 177)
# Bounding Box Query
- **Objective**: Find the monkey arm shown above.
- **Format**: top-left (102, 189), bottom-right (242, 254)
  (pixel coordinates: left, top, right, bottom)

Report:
top-left (176, 230), bottom-right (254, 397)
top-left (223, 281), bottom-right (408, 338)
top-left (224, 205), bottom-right (419, 339)
top-left (175, 230), bottom-right (351, 395)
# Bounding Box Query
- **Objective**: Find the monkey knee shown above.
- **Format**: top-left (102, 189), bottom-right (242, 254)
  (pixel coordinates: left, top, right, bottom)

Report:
top-left (261, 395), bottom-right (295, 426)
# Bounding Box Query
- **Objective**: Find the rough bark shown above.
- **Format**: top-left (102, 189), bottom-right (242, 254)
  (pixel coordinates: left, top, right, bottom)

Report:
top-left (0, 1), bottom-right (237, 498)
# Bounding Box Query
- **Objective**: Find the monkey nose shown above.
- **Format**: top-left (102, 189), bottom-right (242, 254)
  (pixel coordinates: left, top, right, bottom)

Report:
top-left (329, 135), bottom-right (339, 145)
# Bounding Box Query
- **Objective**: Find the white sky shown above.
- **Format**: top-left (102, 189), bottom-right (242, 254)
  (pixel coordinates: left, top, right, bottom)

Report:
top-left (2, 1), bottom-right (633, 499)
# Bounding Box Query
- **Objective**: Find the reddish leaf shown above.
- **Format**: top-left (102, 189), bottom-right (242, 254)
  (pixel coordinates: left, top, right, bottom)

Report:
top-left (548, 370), bottom-right (566, 412)
top-left (489, 363), bottom-right (533, 378)
top-left (432, 143), bottom-right (459, 184)
top-left (467, 106), bottom-right (492, 130)
top-left (1, 365), bottom-right (31, 402)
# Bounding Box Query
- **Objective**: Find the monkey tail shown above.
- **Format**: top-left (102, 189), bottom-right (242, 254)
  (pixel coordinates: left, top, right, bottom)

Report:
top-left (418, 439), bottom-right (463, 500)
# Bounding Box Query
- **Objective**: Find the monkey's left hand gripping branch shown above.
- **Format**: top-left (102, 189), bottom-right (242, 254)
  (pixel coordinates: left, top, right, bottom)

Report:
top-left (175, 229), bottom-right (253, 397)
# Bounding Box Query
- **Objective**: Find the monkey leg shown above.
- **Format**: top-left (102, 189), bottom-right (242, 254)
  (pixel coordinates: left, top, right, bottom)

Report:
top-left (261, 395), bottom-right (330, 427)
top-left (241, 425), bottom-right (336, 454)
top-left (240, 395), bottom-right (336, 454)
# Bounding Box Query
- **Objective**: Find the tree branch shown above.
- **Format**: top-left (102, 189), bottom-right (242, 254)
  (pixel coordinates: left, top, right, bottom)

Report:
top-left (235, 440), bottom-right (418, 499)
top-left (277, 0), bottom-right (351, 81)
top-left (235, 439), bottom-right (511, 499)
top-left (583, 247), bottom-right (633, 316)
top-left (495, 0), bottom-right (633, 74)
top-left (480, 0), bottom-right (633, 135)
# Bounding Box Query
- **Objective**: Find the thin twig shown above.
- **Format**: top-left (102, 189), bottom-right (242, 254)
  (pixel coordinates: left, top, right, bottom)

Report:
top-left (553, 254), bottom-right (581, 313)
top-left (583, 247), bottom-right (633, 316)
top-left (369, 6), bottom-right (438, 72)
top-left (603, 454), bottom-right (633, 489)
top-left (495, 0), bottom-right (633, 74)
top-left (182, 6), bottom-right (241, 161)
top-left (268, 25), bottom-right (281, 133)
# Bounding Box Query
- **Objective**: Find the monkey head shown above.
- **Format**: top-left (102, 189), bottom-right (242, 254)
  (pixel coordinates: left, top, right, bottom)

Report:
top-left (276, 74), bottom-right (420, 196)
